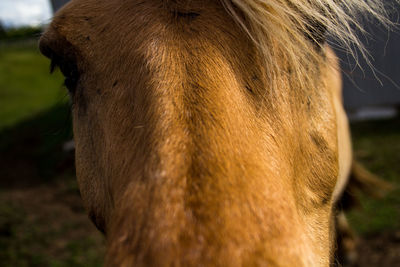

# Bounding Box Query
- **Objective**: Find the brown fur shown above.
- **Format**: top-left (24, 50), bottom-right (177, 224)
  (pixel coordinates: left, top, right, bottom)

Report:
top-left (39, 0), bottom-right (387, 266)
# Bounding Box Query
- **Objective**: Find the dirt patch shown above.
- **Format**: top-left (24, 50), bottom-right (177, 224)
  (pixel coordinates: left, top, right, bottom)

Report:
top-left (356, 231), bottom-right (400, 266)
top-left (0, 177), bottom-right (105, 266)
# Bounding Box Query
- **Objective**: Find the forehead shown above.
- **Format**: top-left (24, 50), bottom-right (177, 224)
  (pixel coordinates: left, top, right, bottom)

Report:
top-left (42, 0), bottom-right (255, 96)
top-left (46, 0), bottom-right (229, 54)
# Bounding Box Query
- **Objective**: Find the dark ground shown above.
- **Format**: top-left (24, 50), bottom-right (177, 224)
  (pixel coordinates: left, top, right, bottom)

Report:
top-left (0, 104), bottom-right (104, 267)
top-left (357, 231), bottom-right (400, 266)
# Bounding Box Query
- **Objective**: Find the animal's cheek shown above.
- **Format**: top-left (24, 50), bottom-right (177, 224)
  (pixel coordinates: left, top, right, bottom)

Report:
top-left (302, 157), bottom-right (339, 210)
top-left (292, 134), bottom-right (339, 212)
top-left (75, 161), bottom-right (108, 234)
top-left (72, 110), bottom-right (110, 234)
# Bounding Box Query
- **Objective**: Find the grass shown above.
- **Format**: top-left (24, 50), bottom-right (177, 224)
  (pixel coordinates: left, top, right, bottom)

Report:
top-left (0, 185), bottom-right (104, 267)
top-left (347, 118), bottom-right (400, 234)
top-left (0, 40), bottom-right (105, 267)
top-left (0, 40), bottom-right (399, 266)
top-left (0, 40), bottom-right (65, 130)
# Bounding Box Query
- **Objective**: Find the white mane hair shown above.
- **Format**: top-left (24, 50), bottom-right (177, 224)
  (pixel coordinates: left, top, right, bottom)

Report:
top-left (219, 0), bottom-right (395, 90)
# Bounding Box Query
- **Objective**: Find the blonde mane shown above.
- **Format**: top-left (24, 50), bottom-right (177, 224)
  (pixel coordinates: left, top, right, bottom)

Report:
top-left (220, 0), bottom-right (393, 91)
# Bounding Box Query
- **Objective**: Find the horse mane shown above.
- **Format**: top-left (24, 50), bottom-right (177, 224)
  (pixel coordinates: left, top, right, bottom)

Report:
top-left (218, 0), bottom-right (393, 90)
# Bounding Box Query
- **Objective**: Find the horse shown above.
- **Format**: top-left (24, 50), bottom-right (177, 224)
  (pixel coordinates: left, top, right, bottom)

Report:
top-left (39, 0), bottom-right (390, 266)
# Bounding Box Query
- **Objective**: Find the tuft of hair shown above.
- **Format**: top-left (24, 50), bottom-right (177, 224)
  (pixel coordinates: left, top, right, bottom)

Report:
top-left (220, 0), bottom-right (394, 91)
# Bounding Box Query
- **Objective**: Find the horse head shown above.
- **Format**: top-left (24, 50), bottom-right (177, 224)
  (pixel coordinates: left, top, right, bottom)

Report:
top-left (39, 0), bottom-right (387, 265)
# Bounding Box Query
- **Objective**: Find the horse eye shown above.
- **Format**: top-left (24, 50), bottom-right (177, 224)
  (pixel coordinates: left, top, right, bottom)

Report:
top-left (39, 38), bottom-right (80, 96)
top-left (50, 55), bottom-right (80, 95)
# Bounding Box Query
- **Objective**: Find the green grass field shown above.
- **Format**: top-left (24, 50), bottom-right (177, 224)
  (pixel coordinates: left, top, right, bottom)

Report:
top-left (0, 40), bottom-right (65, 130)
top-left (0, 41), bottom-right (399, 266)
top-left (0, 41), bottom-right (104, 267)
top-left (348, 119), bottom-right (400, 234)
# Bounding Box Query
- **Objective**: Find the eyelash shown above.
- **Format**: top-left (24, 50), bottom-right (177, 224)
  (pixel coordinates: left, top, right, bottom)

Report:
top-left (50, 55), bottom-right (80, 95)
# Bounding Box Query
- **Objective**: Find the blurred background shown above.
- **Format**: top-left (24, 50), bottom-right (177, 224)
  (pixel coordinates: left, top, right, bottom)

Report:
top-left (0, 0), bottom-right (399, 266)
